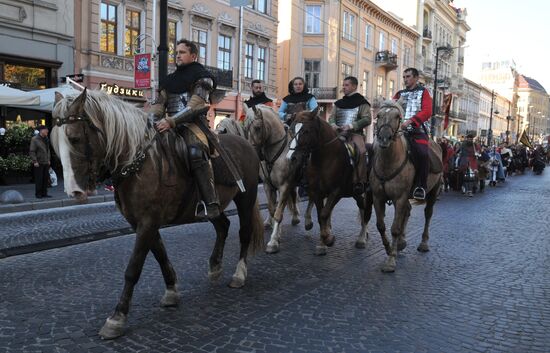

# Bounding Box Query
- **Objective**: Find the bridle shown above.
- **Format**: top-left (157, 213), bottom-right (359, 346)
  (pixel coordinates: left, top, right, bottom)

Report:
top-left (249, 109), bottom-right (288, 164)
top-left (375, 105), bottom-right (403, 143)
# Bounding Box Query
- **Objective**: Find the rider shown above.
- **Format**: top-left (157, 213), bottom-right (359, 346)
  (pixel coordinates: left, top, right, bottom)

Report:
top-left (392, 67), bottom-right (433, 200)
top-left (244, 80), bottom-right (273, 108)
top-left (152, 39), bottom-right (220, 219)
top-left (328, 76), bottom-right (371, 194)
top-left (278, 77), bottom-right (318, 123)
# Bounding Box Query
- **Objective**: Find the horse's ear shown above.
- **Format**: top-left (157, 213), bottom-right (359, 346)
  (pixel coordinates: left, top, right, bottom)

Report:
top-left (252, 105), bottom-right (262, 119)
top-left (54, 92), bottom-right (64, 105)
top-left (72, 88), bottom-right (87, 113)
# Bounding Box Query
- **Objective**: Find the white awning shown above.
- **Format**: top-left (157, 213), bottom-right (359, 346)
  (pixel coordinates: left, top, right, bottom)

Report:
top-left (0, 85), bottom-right (40, 106)
top-left (6, 85), bottom-right (82, 112)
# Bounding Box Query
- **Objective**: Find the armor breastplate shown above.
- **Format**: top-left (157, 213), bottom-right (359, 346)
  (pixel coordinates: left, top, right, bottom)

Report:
top-left (286, 102), bottom-right (307, 114)
top-left (166, 92), bottom-right (188, 115)
top-left (335, 107), bottom-right (359, 127)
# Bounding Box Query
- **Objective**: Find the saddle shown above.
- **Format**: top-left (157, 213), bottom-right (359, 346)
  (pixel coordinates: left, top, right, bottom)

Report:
top-left (403, 136), bottom-right (443, 174)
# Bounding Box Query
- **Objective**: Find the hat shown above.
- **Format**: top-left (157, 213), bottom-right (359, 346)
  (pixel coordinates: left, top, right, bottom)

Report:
top-left (37, 125), bottom-right (48, 131)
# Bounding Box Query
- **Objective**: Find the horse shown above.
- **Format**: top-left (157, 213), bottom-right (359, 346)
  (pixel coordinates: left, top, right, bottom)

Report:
top-left (286, 109), bottom-right (372, 255)
top-left (50, 89), bottom-right (264, 339)
top-left (370, 100), bottom-right (442, 273)
top-left (215, 116), bottom-right (246, 138)
top-left (243, 104), bottom-right (303, 253)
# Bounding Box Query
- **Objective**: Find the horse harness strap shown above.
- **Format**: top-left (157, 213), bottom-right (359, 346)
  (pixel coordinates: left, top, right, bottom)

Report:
top-left (373, 136), bottom-right (411, 186)
top-left (261, 132), bottom-right (289, 191)
top-left (114, 133), bottom-right (159, 180)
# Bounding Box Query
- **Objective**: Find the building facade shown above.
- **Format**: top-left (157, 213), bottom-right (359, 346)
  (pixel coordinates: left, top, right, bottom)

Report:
top-left (277, 0), bottom-right (418, 140)
top-left (75, 0), bottom-right (278, 123)
top-left (0, 0), bottom-right (74, 127)
top-left (516, 75), bottom-right (549, 142)
top-left (458, 78), bottom-right (480, 138)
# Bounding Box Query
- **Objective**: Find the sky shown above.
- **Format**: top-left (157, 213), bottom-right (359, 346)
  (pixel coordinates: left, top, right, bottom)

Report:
top-left (453, 0), bottom-right (550, 91)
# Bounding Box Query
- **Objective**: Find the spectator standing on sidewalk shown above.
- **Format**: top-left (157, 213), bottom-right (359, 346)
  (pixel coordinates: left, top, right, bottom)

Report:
top-left (29, 125), bottom-right (51, 198)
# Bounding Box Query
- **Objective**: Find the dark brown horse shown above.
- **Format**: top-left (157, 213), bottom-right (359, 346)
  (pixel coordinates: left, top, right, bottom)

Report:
top-left (50, 90), bottom-right (264, 339)
top-left (371, 100), bottom-right (442, 272)
top-left (287, 109), bottom-right (372, 255)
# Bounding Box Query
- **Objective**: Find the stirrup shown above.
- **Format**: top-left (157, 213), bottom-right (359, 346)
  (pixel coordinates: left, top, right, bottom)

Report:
top-left (195, 200), bottom-right (208, 218)
top-left (413, 187), bottom-right (426, 200)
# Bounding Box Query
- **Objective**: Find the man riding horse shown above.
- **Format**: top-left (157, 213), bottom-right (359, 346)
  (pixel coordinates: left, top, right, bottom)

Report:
top-left (393, 67), bottom-right (432, 200)
top-left (152, 39), bottom-right (220, 219)
top-left (328, 76), bottom-right (371, 194)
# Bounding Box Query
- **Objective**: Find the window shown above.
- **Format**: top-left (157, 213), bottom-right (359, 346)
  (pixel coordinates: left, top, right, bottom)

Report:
top-left (217, 35), bottom-right (231, 71)
top-left (304, 60), bottom-right (320, 89)
top-left (341, 63), bottom-right (353, 81)
top-left (403, 46), bottom-right (411, 67)
top-left (365, 24), bottom-right (373, 49)
top-left (342, 11), bottom-right (355, 41)
top-left (388, 80), bottom-right (395, 98)
top-left (379, 31), bottom-right (386, 51)
top-left (125, 9), bottom-right (141, 57)
top-left (192, 28), bottom-right (208, 65)
top-left (257, 46), bottom-right (266, 81)
top-left (305, 5), bottom-right (321, 34)
top-left (100, 1), bottom-right (117, 54)
top-left (362, 71), bottom-right (369, 97)
top-left (254, 0), bottom-right (268, 14)
top-left (391, 38), bottom-right (398, 55)
top-left (168, 21), bottom-right (177, 65)
top-left (377, 75), bottom-right (383, 97)
top-left (245, 43), bottom-right (254, 78)
top-left (4, 64), bottom-right (47, 90)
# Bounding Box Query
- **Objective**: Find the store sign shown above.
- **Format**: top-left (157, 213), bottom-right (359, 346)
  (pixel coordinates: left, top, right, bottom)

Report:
top-left (99, 82), bottom-right (144, 98)
top-left (64, 74), bottom-right (85, 83)
top-left (134, 53), bottom-right (151, 89)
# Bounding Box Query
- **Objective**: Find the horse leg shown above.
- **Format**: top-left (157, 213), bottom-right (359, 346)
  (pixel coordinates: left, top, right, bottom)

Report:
top-left (149, 234), bottom-right (180, 307)
top-left (373, 197), bottom-right (390, 256)
top-left (418, 182), bottom-right (439, 252)
top-left (353, 193), bottom-right (371, 249)
top-left (289, 187), bottom-right (301, 226)
top-left (304, 197), bottom-right (315, 231)
top-left (381, 198), bottom-right (410, 273)
top-left (266, 184), bottom-right (292, 254)
top-left (99, 224), bottom-right (156, 339)
top-left (315, 194), bottom-right (339, 255)
top-left (208, 213), bottom-right (230, 281)
top-left (263, 183), bottom-right (277, 228)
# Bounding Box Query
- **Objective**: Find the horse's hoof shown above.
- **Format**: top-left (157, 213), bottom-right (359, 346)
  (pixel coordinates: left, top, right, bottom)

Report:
top-left (291, 218), bottom-right (300, 226)
top-left (417, 243), bottom-right (430, 252)
top-left (160, 289), bottom-right (180, 307)
top-left (355, 240), bottom-right (366, 249)
top-left (305, 222), bottom-right (313, 231)
top-left (99, 315), bottom-right (127, 340)
top-left (323, 235), bottom-right (335, 247)
top-left (397, 239), bottom-right (407, 251)
top-left (381, 257), bottom-right (396, 273)
top-left (315, 245), bottom-right (327, 256)
top-left (228, 275), bottom-right (245, 288)
top-left (265, 243), bottom-right (280, 254)
top-left (208, 267), bottom-right (223, 281)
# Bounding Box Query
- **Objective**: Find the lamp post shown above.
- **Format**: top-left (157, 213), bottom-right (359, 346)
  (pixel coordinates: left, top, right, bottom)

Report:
top-left (431, 45), bottom-right (451, 137)
top-left (487, 90), bottom-right (497, 147)
top-left (506, 115), bottom-right (513, 144)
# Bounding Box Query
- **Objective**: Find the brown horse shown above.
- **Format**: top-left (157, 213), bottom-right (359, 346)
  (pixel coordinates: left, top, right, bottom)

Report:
top-left (287, 109), bottom-right (372, 255)
top-left (50, 89), bottom-right (264, 339)
top-left (243, 104), bottom-right (302, 253)
top-left (371, 100), bottom-right (442, 272)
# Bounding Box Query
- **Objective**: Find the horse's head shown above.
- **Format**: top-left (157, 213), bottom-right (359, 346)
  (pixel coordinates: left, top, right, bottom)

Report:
top-left (51, 89), bottom-right (106, 201)
top-left (375, 99), bottom-right (404, 149)
top-left (286, 108), bottom-right (320, 164)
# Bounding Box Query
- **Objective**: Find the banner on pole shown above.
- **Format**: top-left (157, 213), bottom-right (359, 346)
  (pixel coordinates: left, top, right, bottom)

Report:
top-left (442, 93), bottom-right (452, 130)
top-left (134, 53), bottom-right (151, 89)
top-left (519, 129), bottom-right (533, 149)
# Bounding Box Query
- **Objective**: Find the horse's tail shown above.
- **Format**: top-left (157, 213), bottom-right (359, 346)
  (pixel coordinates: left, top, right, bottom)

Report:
top-left (248, 197), bottom-right (265, 256)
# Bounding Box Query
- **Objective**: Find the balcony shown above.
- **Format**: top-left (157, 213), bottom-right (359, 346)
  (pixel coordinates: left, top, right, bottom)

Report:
top-left (206, 66), bottom-right (233, 89)
top-left (311, 87), bottom-right (337, 100)
top-left (436, 77), bottom-right (451, 89)
top-left (375, 50), bottom-right (398, 70)
top-left (458, 56), bottom-right (464, 65)
top-left (422, 28), bottom-right (432, 41)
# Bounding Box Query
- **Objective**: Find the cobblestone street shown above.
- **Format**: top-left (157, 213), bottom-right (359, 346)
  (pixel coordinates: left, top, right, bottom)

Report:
top-left (0, 171), bottom-right (549, 352)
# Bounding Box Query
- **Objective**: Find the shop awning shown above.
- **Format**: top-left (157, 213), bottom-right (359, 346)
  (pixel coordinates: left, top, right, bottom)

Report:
top-left (6, 85), bottom-right (82, 112)
top-left (0, 85), bottom-right (40, 106)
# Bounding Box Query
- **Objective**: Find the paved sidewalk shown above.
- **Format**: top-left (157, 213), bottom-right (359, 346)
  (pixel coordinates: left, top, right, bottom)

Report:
top-left (0, 181), bottom-right (115, 214)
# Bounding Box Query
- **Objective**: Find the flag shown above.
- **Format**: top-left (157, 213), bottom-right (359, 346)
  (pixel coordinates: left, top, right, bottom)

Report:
top-left (442, 93), bottom-right (453, 130)
top-left (519, 129), bottom-right (533, 149)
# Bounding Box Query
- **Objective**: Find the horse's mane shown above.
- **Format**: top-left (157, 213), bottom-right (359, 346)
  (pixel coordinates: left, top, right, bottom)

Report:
top-left (216, 118), bottom-right (245, 137)
top-left (378, 99), bottom-right (405, 118)
top-left (54, 90), bottom-right (154, 170)
top-left (243, 104), bottom-right (278, 131)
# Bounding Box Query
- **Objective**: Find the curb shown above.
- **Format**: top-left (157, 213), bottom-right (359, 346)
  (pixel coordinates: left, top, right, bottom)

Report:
top-left (0, 194), bottom-right (115, 214)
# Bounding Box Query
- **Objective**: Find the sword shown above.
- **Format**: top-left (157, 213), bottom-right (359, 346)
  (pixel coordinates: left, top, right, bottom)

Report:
top-left (195, 117), bottom-right (246, 192)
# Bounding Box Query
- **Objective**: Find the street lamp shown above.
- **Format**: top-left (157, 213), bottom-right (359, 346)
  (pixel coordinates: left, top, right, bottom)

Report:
top-left (506, 115), bottom-right (513, 144)
top-left (487, 90), bottom-right (499, 147)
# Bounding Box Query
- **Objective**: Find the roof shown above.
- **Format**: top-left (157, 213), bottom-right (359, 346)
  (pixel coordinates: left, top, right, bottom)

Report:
top-left (518, 75), bottom-right (547, 93)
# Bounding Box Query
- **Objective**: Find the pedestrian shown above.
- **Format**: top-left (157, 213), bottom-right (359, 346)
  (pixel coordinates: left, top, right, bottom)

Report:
top-left (29, 125), bottom-right (51, 198)
top-left (278, 77), bottom-right (318, 123)
top-left (328, 76), bottom-right (371, 194)
top-left (393, 67), bottom-right (433, 200)
top-left (152, 39), bottom-right (220, 219)
top-left (244, 80), bottom-right (273, 108)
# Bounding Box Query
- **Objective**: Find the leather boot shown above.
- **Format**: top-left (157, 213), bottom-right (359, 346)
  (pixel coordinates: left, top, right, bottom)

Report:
top-left (192, 160), bottom-right (220, 219)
